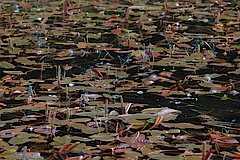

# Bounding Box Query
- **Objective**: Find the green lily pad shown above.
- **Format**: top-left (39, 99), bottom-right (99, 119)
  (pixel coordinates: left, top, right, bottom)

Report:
top-left (119, 113), bottom-right (153, 120)
top-left (8, 137), bottom-right (29, 145)
top-left (199, 82), bottom-right (221, 88)
top-left (34, 96), bottom-right (59, 101)
top-left (15, 57), bottom-right (36, 65)
top-left (124, 150), bottom-right (144, 158)
top-left (0, 62), bottom-right (15, 69)
top-left (51, 135), bottom-right (72, 146)
top-left (89, 133), bottom-right (117, 141)
top-left (3, 71), bottom-right (24, 75)
top-left (161, 122), bottom-right (204, 129)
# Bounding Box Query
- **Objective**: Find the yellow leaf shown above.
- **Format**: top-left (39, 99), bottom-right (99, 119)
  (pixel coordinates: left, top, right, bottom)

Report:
top-left (221, 94), bottom-right (229, 100)
top-left (76, 42), bottom-right (87, 49)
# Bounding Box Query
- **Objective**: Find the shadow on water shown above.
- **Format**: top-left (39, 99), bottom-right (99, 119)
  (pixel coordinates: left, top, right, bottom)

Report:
top-left (123, 91), bottom-right (240, 126)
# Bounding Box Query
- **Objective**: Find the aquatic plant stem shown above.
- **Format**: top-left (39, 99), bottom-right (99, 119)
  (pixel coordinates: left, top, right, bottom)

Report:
top-left (237, 10), bottom-right (240, 30)
top-left (107, 66), bottom-right (110, 79)
top-left (8, 16), bottom-right (12, 28)
top-left (63, 0), bottom-right (68, 19)
top-left (164, 1), bottom-right (168, 18)
top-left (105, 99), bottom-right (108, 117)
top-left (40, 64), bottom-right (43, 80)
top-left (8, 36), bottom-right (14, 50)
top-left (202, 141), bottom-right (207, 158)
top-left (120, 95), bottom-right (124, 114)
top-left (215, 9), bottom-right (221, 24)
top-left (127, 30), bottom-right (130, 49)
top-left (50, 111), bottom-right (56, 138)
top-left (45, 104), bottom-right (49, 120)
top-left (125, 7), bottom-right (130, 20)
top-left (66, 86), bottom-right (69, 100)
top-left (57, 65), bottom-right (61, 88)
top-left (66, 107), bottom-right (71, 131)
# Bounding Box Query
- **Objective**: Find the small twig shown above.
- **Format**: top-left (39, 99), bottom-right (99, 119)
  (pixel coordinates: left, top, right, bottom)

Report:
top-left (131, 131), bottom-right (140, 144)
top-left (125, 103), bottom-right (132, 114)
top-left (149, 115), bottom-right (163, 130)
top-left (202, 148), bottom-right (213, 160)
top-left (118, 124), bottom-right (133, 136)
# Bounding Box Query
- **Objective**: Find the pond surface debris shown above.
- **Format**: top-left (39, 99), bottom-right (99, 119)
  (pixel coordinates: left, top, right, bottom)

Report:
top-left (0, 0), bottom-right (240, 159)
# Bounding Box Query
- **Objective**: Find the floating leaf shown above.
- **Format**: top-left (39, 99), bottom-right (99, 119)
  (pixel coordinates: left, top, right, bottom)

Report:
top-left (15, 57), bottom-right (36, 65)
top-left (8, 136), bottom-right (29, 145)
top-left (51, 135), bottom-right (72, 146)
top-left (0, 150), bottom-right (17, 157)
top-left (71, 118), bottom-right (92, 123)
top-left (221, 94), bottom-right (229, 100)
top-left (199, 82), bottom-right (222, 88)
top-left (124, 150), bottom-right (144, 158)
top-left (0, 139), bottom-right (8, 147)
top-left (76, 42), bottom-right (87, 49)
top-left (3, 71), bottom-right (24, 75)
top-left (0, 62), bottom-right (15, 69)
top-left (161, 123), bottom-right (204, 129)
top-left (229, 69), bottom-right (240, 75)
top-left (214, 136), bottom-right (239, 144)
top-left (90, 133), bottom-right (117, 141)
top-left (68, 123), bottom-right (105, 134)
top-left (119, 113), bottom-right (153, 120)
top-left (54, 56), bottom-right (75, 60)
top-left (34, 96), bottom-right (59, 101)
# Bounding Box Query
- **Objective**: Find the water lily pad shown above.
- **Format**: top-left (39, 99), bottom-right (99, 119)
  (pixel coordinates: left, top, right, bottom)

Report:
top-left (3, 71), bottom-right (24, 75)
top-left (69, 143), bottom-right (86, 153)
top-left (89, 133), bottom-right (117, 141)
top-left (161, 123), bottom-right (204, 129)
top-left (199, 82), bottom-right (221, 88)
top-left (0, 139), bottom-right (8, 147)
top-left (8, 136), bottom-right (29, 145)
top-left (71, 118), bottom-right (92, 123)
top-left (0, 62), bottom-right (15, 69)
top-left (142, 129), bottom-right (181, 135)
top-left (54, 56), bottom-right (75, 60)
top-left (0, 150), bottom-right (17, 157)
top-left (119, 113), bottom-right (153, 120)
top-left (34, 96), bottom-right (59, 101)
top-left (147, 152), bottom-right (165, 159)
top-left (124, 150), bottom-right (144, 158)
top-left (228, 69), bottom-right (240, 75)
top-left (15, 58), bottom-right (36, 65)
top-left (68, 123), bottom-right (105, 134)
top-left (51, 135), bottom-right (72, 146)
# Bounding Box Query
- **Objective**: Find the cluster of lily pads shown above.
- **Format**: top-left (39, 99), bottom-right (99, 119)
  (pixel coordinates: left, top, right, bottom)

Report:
top-left (0, 0), bottom-right (240, 159)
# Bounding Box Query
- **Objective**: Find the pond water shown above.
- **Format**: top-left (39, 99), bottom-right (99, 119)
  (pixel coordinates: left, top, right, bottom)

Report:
top-left (0, 0), bottom-right (239, 159)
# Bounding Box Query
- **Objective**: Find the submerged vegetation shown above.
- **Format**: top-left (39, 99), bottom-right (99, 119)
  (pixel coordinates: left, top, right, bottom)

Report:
top-left (0, 0), bottom-right (240, 159)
